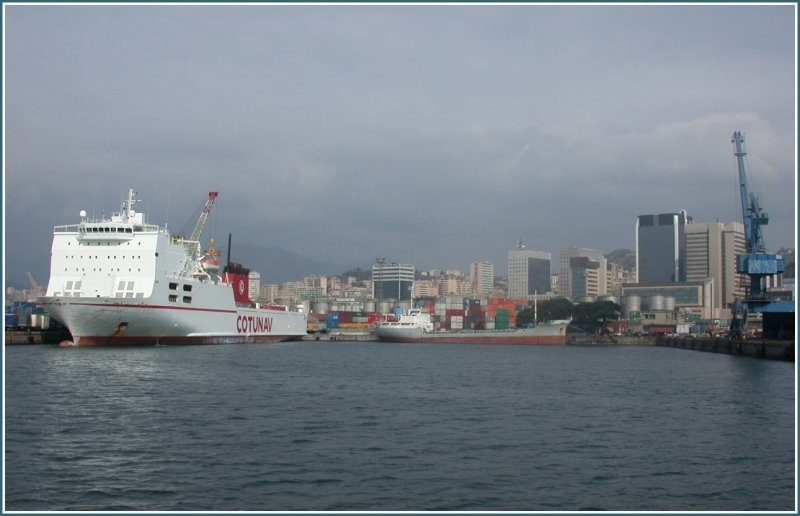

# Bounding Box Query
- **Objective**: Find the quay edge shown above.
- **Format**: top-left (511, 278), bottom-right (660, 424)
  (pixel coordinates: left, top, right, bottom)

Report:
top-left (656, 335), bottom-right (794, 362)
top-left (5, 328), bottom-right (71, 345)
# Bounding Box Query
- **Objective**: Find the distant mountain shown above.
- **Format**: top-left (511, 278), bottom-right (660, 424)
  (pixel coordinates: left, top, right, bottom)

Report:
top-left (226, 243), bottom-right (346, 284)
top-left (605, 249), bottom-right (636, 271)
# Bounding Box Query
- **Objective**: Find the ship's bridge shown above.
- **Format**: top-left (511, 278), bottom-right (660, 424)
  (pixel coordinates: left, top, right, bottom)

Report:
top-left (55, 207), bottom-right (162, 242)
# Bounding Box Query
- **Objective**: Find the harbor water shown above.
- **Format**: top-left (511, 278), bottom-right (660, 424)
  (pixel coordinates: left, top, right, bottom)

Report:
top-left (5, 342), bottom-right (795, 511)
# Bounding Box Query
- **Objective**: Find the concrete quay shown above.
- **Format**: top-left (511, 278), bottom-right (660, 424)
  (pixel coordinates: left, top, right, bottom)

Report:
top-left (303, 332), bottom-right (378, 342)
top-left (5, 329), bottom-right (71, 345)
top-left (656, 335), bottom-right (794, 362)
top-left (567, 334), bottom-right (655, 346)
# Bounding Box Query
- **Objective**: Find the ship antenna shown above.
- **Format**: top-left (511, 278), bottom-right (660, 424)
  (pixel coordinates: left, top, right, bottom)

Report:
top-left (227, 232), bottom-right (232, 265)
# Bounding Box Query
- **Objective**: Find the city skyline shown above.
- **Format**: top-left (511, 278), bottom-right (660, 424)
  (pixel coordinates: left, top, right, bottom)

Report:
top-left (4, 4), bottom-right (796, 289)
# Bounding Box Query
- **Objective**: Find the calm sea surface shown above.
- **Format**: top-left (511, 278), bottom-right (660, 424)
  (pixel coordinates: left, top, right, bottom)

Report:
top-left (4, 342), bottom-right (796, 511)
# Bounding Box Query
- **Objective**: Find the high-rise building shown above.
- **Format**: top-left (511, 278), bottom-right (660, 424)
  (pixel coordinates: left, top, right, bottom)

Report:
top-left (508, 242), bottom-right (551, 298)
top-left (685, 221), bottom-right (746, 310)
top-left (372, 261), bottom-right (414, 301)
top-left (559, 247), bottom-right (607, 300)
top-left (469, 261), bottom-right (495, 296)
top-left (249, 271), bottom-right (261, 301)
top-left (260, 284), bottom-right (280, 303)
top-left (636, 211), bottom-right (692, 283)
top-left (569, 256), bottom-right (605, 300)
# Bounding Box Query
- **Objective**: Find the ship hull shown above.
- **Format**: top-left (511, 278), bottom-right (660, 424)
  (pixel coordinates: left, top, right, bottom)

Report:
top-left (39, 296), bottom-right (307, 347)
top-left (375, 323), bottom-right (569, 345)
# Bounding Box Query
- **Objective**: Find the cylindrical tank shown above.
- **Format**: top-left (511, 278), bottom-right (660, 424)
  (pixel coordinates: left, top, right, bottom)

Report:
top-left (664, 296), bottom-right (676, 311)
top-left (624, 295), bottom-right (641, 316)
top-left (598, 295), bottom-right (619, 305)
top-left (363, 301), bottom-right (376, 313)
top-left (312, 301), bottom-right (329, 315)
top-left (329, 303), bottom-right (340, 312)
top-left (648, 295), bottom-right (665, 311)
top-left (376, 301), bottom-right (392, 314)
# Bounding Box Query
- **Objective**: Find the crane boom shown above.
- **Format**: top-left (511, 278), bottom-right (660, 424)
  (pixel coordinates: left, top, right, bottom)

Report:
top-left (732, 131), bottom-right (769, 254)
top-left (179, 192), bottom-right (218, 276)
top-left (730, 131), bottom-right (784, 311)
top-left (189, 192), bottom-right (218, 244)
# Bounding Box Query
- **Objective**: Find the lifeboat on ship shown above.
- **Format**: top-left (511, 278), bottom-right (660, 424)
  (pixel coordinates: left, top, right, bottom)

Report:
top-left (202, 238), bottom-right (221, 275)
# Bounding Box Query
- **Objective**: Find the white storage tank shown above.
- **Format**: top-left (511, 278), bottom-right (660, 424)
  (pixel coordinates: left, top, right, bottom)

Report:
top-left (624, 295), bottom-right (641, 316)
top-left (363, 301), bottom-right (376, 313)
top-left (664, 296), bottom-right (676, 311)
top-left (647, 295), bottom-right (665, 311)
top-left (312, 301), bottom-right (329, 315)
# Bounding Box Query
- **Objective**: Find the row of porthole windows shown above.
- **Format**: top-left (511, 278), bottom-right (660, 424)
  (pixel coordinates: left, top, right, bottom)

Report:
top-left (67, 241), bottom-right (143, 246)
top-left (80, 227), bottom-right (134, 233)
top-left (63, 255), bottom-right (144, 259)
top-left (65, 268), bottom-right (143, 272)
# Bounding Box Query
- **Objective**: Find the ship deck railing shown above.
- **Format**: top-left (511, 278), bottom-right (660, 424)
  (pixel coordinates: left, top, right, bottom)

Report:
top-left (54, 223), bottom-right (162, 233)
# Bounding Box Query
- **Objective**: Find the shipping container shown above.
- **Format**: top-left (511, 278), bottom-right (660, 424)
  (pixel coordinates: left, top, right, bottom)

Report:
top-left (5, 313), bottom-right (18, 328)
top-left (16, 314), bottom-right (31, 328)
top-left (339, 322), bottom-right (372, 330)
top-left (325, 314), bottom-right (340, 329)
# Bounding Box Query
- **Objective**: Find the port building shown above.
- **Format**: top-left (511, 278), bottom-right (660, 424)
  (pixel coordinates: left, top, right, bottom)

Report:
top-left (636, 211), bottom-right (692, 283)
top-left (372, 261), bottom-right (414, 302)
top-left (508, 242), bottom-right (551, 298)
top-left (470, 261), bottom-right (495, 296)
top-left (684, 221), bottom-right (746, 312)
top-left (558, 247), bottom-right (607, 301)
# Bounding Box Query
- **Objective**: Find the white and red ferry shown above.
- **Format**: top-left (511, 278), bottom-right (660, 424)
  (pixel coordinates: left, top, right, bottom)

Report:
top-left (38, 188), bottom-right (307, 346)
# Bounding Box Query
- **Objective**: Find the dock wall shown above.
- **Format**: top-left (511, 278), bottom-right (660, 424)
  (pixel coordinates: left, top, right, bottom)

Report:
top-left (656, 336), bottom-right (794, 362)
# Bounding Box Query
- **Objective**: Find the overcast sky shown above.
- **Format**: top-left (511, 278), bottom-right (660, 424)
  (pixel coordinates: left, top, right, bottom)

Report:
top-left (4, 3), bottom-right (796, 287)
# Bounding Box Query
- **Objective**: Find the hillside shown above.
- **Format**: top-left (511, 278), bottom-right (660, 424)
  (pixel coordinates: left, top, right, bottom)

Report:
top-left (605, 248), bottom-right (636, 270)
top-left (225, 243), bottom-right (346, 284)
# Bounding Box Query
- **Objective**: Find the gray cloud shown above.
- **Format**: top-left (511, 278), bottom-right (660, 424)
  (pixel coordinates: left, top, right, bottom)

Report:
top-left (4, 4), bottom-right (795, 287)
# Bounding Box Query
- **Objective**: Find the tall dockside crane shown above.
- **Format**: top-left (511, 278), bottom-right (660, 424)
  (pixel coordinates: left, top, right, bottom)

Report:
top-left (730, 131), bottom-right (785, 338)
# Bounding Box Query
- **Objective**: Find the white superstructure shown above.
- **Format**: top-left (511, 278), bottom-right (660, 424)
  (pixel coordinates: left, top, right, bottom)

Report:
top-left (38, 188), bottom-right (307, 346)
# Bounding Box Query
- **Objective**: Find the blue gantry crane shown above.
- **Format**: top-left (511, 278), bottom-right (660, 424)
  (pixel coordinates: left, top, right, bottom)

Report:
top-left (730, 131), bottom-right (785, 339)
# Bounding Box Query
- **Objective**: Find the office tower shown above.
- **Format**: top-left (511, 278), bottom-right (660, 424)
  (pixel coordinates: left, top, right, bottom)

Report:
top-left (249, 271), bottom-right (261, 301)
top-left (470, 261), bottom-right (495, 296)
top-left (559, 247), bottom-right (607, 300)
top-left (372, 261), bottom-right (415, 301)
top-left (569, 257), bottom-right (605, 300)
top-left (508, 242), bottom-right (551, 298)
top-left (685, 221), bottom-right (746, 309)
top-left (636, 211), bottom-right (692, 283)
top-left (260, 284), bottom-right (279, 303)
